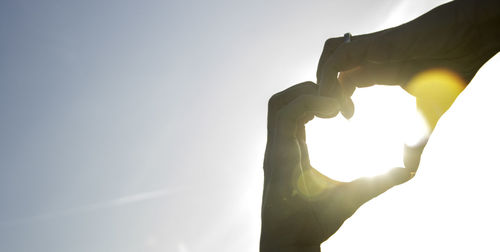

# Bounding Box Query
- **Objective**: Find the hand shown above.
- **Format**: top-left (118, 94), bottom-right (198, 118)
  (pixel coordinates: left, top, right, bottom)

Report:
top-left (317, 0), bottom-right (500, 117)
top-left (260, 82), bottom-right (416, 252)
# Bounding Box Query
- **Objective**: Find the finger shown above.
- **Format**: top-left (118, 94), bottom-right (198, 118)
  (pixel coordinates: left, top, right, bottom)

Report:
top-left (321, 38), bottom-right (370, 75)
top-left (296, 112), bottom-right (316, 169)
top-left (265, 82), bottom-right (319, 176)
top-left (338, 69), bottom-right (358, 93)
top-left (296, 127), bottom-right (312, 169)
top-left (338, 47), bottom-right (488, 89)
top-left (340, 97), bottom-right (355, 119)
top-left (317, 37), bottom-right (347, 82)
top-left (319, 27), bottom-right (421, 90)
top-left (339, 59), bottom-right (434, 88)
top-left (404, 138), bottom-right (428, 174)
top-left (318, 29), bottom-right (415, 96)
top-left (317, 36), bottom-right (357, 119)
top-left (336, 73), bottom-right (356, 119)
top-left (316, 32), bottom-right (385, 81)
top-left (338, 167), bottom-right (413, 212)
top-left (339, 66), bottom-right (377, 88)
top-left (318, 64), bottom-right (341, 98)
top-left (318, 69), bottom-right (354, 120)
top-left (273, 103), bottom-right (330, 184)
top-left (268, 82), bottom-right (318, 133)
top-left (318, 40), bottom-right (369, 118)
top-left (276, 95), bottom-right (340, 137)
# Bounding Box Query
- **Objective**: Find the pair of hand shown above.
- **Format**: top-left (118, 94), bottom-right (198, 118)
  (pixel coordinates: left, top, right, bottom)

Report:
top-left (260, 1), bottom-right (499, 251)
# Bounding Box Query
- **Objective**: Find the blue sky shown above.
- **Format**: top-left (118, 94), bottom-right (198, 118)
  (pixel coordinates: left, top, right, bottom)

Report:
top-left (2, 0), bottom-right (500, 251)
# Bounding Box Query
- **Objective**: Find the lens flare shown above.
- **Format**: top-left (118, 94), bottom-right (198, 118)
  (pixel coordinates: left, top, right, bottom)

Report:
top-left (405, 68), bottom-right (466, 130)
top-left (296, 168), bottom-right (340, 198)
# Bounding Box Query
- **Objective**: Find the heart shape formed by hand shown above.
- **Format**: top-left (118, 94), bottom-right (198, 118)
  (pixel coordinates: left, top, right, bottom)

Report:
top-left (306, 86), bottom-right (428, 181)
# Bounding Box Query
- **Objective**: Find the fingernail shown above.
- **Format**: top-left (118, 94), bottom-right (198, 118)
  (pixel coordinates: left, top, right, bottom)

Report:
top-left (341, 98), bottom-right (355, 119)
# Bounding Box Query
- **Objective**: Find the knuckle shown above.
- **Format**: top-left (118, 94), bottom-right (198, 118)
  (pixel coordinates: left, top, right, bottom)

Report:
top-left (324, 37), bottom-right (344, 49)
top-left (268, 93), bottom-right (282, 112)
top-left (268, 83), bottom-right (318, 113)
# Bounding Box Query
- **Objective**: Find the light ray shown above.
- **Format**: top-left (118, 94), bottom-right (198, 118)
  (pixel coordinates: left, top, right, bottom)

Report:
top-left (0, 187), bottom-right (183, 227)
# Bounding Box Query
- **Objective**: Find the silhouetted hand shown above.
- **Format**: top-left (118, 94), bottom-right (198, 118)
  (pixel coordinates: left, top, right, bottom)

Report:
top-left (317, 0), bottom-right (500, 117)
top-left (260, 82), bottom-right (417, 252)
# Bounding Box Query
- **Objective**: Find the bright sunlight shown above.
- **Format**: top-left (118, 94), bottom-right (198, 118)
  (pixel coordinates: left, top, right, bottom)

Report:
top-left (307, 85), bottom-right (421, 181)
top-left (307, 68), bottom-right (465, 182)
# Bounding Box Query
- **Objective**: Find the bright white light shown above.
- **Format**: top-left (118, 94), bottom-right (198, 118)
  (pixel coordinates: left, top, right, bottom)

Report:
top-left (306, 85), bottom-right (424, 181)
top-left (320, 53), bottom-right (500, 252)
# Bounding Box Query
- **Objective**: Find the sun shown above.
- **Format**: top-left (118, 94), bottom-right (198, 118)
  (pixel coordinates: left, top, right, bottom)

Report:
top-left (306, 68), bottom-right (466, 182)
top-left (306, 85), bottom-right (420, 181)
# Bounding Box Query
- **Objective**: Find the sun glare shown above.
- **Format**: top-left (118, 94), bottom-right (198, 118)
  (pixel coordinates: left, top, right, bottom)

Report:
top-left (307, 85), bottom-right (421, 181)
top-left (307, 68), bottom-right (466, 182)
top-left (405, 68), bottom-right (466, 130)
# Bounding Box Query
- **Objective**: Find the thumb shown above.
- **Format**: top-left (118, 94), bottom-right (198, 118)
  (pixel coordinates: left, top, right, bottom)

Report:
top-left (339, 167), bottom-right (413, 212)
top-left (404, 139), bottom-right (428, 174)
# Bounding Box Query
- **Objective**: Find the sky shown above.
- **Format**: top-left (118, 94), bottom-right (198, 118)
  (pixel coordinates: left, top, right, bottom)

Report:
top-left (1, 0), bottom-right (499, 251)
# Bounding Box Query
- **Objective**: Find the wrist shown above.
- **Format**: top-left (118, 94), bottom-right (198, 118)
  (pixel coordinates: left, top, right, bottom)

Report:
top-left (260, 230), bottom-right (322, 252)
top-left (260, 244), bottom-right (321, 252)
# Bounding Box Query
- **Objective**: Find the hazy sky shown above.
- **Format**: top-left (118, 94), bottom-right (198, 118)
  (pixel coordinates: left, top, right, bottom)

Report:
top-left (1, 0), bottom-right (499, 251)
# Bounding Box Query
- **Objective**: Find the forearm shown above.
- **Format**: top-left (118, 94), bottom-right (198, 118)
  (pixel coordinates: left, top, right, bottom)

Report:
top-left (363, 0), bottom-right (500, 60)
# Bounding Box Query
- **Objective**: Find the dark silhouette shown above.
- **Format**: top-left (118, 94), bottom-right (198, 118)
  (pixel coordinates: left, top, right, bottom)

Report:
top-left (317, 0), bottom-right (500, 116)
top-left (260, 82), bottom-right (417, 252)
top-left (261, 0), bottom-right (499, 251)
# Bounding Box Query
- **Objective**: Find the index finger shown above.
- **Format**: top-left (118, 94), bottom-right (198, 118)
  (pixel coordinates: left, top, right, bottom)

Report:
top-left (318, 66), bottom-right (355, 119)
top-left (276, 94), bottom-right (340, 137)
top-left (318, 35), bottom-right (360, 119)
top-left (317, 36), bottom-right (346, 82)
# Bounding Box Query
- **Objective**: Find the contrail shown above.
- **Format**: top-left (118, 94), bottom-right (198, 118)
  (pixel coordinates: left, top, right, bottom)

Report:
top-left (0, 187), bottom-right (182, 227)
